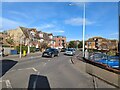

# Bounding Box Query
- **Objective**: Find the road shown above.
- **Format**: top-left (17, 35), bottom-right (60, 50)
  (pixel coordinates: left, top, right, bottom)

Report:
top-left (1, 51), bottom-right (116, 89)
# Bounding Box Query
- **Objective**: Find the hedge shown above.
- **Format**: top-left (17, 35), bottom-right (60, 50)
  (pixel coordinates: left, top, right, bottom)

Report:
top-left (15, 46), bottom-right (36, 54)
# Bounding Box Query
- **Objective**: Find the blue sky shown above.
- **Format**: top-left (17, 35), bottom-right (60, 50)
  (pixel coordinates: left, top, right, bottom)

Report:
top-left (1, 2), bottom-right (119, 41)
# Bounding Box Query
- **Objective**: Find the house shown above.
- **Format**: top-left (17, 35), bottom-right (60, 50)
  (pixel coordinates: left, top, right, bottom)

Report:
top-left (37, 31), bottom-right (55, 48)
top-left (7, 26), bottom-right (39, 48)
top-left (54, 36), bottom-right (66, 49)
top-left (0, 32), bottom-right (12, 46)
top-left (85, 36), bottom-right (118, 51)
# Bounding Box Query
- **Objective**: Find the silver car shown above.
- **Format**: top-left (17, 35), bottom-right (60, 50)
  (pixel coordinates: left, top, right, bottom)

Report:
top-left (64, 48), bottom-right (75, 56)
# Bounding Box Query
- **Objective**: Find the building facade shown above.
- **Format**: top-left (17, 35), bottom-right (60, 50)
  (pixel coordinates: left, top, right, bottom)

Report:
top-left (85, 37), bottom-right (118, 51)
top-left (54, 36), bottom-right (66, 49)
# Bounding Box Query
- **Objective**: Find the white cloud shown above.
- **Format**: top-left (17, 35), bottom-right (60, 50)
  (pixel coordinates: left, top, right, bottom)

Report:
top-left (43, 30), bottom-right (65, 33)
top-left (54, 30), bottom-right (65, 33)
top-left (9, 11), bottom-right (29, 19)
top-left (110, 32), bottom-right (119, 36)
top-left (38, 24), bottom-right (55, 30)
top-left (64, 17), bottom-right (95, 26)
top-left (67, 38), bottom-right (82, 41)
top-left (1, 17), bottom-right (26, 30)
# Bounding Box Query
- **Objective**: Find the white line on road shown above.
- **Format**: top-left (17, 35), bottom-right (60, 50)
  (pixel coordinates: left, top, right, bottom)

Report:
top-left (44, 63), bottom-right (46, 66)
top-left (5, 80), bottom-right (12, 88)
top-left (6, 67), bottom-right (36, 73)
top-left (32, 68), bottom-right (38, 72)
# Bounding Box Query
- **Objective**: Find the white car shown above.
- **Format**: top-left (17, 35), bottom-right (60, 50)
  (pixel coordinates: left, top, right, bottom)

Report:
top-left (64, 48), bottom-right (75, 56)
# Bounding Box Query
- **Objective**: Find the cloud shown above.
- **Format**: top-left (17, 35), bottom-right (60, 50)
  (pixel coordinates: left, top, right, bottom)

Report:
top-left (110, 32), bottom-right (119, 36)
top-left (42, 30), bottom-right (65, 33)
top-left (69, 2), bottom-right (90, 8)
top-left (38, 24), bottom-right (55, 30)
top-left (67, 38), bottom-right (82, 41)
top-left (54, 30), bottom-right (65, 33)
top-left (64, 17), bottom-right (95, 26)
top-left (1, 17), bottom-right (26, 30)
top-left (9, 11), bottom-right (29, 19)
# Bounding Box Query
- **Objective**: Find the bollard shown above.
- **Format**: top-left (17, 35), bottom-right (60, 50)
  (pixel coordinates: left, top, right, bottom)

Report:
top-left (23, 50), bottom-right (26, 57)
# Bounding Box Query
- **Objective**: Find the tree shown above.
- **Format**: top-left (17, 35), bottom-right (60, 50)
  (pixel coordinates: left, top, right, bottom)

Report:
top-left (78, 41), bottom-right (83, 48)
top-left (68, 41), bottom-right (76, 48)
top-left (39, 42), bottom-right (48, 51)
top-left (6, 38), bottom-right (14, 45)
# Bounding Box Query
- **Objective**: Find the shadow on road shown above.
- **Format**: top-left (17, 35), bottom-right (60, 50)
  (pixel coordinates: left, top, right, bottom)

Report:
top-left (0, 59), bottom-right (18, 77)
top-left (28, 74), bottom-right (51, 90)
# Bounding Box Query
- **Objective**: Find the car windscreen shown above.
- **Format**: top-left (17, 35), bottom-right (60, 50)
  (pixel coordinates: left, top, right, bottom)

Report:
top-left (46, 48), bottom-right (54, 52)
top-left (67, 49), bottom-right (73, 51)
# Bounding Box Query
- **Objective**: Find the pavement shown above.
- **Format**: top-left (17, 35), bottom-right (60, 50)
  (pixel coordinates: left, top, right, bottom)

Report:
top-left (2, 51), bottom-right (42, 61)
top-left (0, 50), bottom-right (117, 89)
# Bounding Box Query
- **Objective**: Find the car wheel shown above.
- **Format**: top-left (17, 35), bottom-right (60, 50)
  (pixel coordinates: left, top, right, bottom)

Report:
top-left (42, 55), bottom-right (44, 57)
top-left (51, 54), bottom-right (54, 58)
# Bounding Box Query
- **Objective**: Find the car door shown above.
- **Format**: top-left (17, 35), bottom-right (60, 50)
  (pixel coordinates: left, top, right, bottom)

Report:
top-left (54, 49), bottom-right (58, 55)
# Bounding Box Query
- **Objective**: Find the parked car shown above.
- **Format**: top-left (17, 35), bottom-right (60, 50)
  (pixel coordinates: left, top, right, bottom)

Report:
top-left (64, 48), bottom-right (75, 56)
top-left (35, 48), bottom-right (40, 52)
top-left (61, 48), bottom-right (67, 52)
top-left (42, 48), bottom-right (59, 58)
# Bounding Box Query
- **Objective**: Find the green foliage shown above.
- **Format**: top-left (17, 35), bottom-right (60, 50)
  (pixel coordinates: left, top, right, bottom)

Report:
top-left (78, 41), bottom-right (83, 48)
top-left (39, 42), bottom-right (48, 51)
top-left (15, 46), bottom-right (36, 54)
top-left (6, 38), bottom-right (14, 45)
top-left (68, 41), bottom-right (76, 48)
top-left (2, 45), bottom-right (11, 47)
top-left (107, 51), bottom-right (116, 56)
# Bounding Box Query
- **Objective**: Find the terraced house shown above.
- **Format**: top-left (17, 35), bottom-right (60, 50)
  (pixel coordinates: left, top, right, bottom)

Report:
top-left (6, 26), bottom-right (57, 50)
top-left (7, 26), bottom-right (39, 48)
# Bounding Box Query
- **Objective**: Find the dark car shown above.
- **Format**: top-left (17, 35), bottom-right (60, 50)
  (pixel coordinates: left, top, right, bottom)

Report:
top-left (35, 48), bottom-right (40, 52)
top-left (42, 48), bottom-right (59, 58)
top-left (61, 48), bottom-right (67, 52)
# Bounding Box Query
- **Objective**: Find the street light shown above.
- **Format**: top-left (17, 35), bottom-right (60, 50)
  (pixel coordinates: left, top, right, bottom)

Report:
top-left (69, 3), bottom-right (86, 57)
top-left (82, 3), bottom-right (86, 57)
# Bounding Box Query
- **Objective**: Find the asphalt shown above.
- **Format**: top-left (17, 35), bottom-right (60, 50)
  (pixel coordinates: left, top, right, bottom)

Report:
top-left (0, 51), bottom-right (117, 89)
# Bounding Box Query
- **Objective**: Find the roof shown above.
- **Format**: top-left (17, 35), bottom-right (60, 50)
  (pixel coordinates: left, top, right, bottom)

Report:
top-left (54, 35), bottom-right (66, 38)
top-left (19, 26), bottom-right (30, 38)
top-left (86, 36), bottom-right (108, 42)
top-left (19, 26), bottom-right (40, 39)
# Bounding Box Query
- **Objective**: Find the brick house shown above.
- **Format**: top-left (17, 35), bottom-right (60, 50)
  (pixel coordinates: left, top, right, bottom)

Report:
top-left (54, 36), bottom-right (66, 49)
top-left (85, 37), bottom-right (118, 51)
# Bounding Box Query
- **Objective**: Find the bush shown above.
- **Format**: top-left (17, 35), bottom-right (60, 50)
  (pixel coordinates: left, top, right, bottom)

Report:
top-left (15, 46), bottom-right (36, 54)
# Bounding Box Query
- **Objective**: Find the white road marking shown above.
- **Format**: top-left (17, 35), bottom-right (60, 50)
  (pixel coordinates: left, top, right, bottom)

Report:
top-left (0, 80), bottom-right (7, 82)
top-left (44, 63), bottom-right (46, 66)
top-left (6, 67), bottom-right (36, 73)
top-left (5, 80), bottom-right (12, 88)
top-left (32, 68), bottom-right (38, 72)
top-left (48, 60), bottom-right (50, 61)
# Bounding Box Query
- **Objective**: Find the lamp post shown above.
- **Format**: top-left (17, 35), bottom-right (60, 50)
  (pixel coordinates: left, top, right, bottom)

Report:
top-left (82, 3), bottom-right (86, 57)
top-left (19, 35), bottom-right (23, 58)
top-left (69, 3), bottom-right (86, 57)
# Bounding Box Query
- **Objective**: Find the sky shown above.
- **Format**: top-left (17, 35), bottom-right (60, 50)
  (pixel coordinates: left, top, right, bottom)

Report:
top-left (1, 2), bottom-right (119, 41)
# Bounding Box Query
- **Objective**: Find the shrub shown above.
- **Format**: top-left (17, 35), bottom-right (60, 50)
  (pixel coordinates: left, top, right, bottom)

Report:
top-left (15, 46), bottom-right (36, 54)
